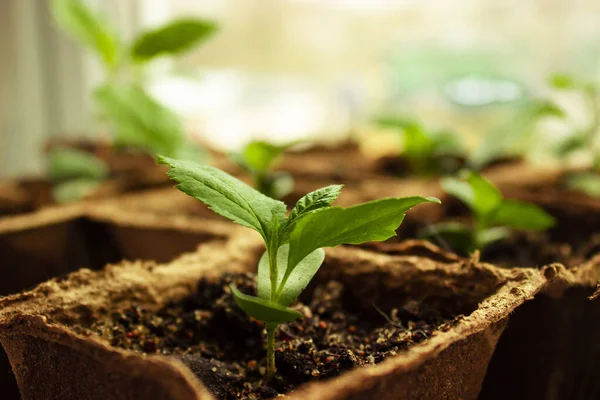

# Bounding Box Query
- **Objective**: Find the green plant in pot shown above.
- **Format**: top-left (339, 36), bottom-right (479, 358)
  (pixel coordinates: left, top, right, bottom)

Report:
top-left (421, 170), bottom-right (555, 255)
top-left (547, 73), bottom-right (600, 197)
top-left (158, 155), bottom-right (440, 381)
top-left (232, 140), bottom-right (295, 199)
top-left (48, 0), bottom-right (218, 201)
top-left (374, 116), bottom-right (465, 176)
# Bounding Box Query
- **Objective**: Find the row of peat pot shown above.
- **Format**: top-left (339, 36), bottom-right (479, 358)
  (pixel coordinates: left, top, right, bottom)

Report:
top-left (0, 162), bottom-right (599, 399)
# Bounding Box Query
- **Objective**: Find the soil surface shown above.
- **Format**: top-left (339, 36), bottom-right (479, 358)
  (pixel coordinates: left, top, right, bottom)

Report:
top-left (86, 273), bottom-right (459, 399)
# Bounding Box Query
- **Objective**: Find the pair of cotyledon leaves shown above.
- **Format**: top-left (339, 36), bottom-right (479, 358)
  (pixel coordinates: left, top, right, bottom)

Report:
top-left (158, 156), bottom-right (439, 325)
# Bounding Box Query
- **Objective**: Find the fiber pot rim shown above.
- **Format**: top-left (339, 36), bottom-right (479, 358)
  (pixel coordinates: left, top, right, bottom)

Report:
top-left (0, 203), bottom-right (85, 235)
top-left (0, 234), bottom-right (549, 399)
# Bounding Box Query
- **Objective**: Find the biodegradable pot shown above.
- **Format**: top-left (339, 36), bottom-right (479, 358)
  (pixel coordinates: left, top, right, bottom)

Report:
top-left (85, 199), bottom-right (233, 264)
top-left (0, 197), bottom-right (237, 399)
top-left (480, 259), bottom-right (600, 400)
top-left (0, 234), bottom-right (546, 400)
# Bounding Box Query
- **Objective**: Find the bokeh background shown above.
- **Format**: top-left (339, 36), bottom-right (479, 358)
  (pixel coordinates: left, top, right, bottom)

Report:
top-left (1, 0), bottom-right (599, 177)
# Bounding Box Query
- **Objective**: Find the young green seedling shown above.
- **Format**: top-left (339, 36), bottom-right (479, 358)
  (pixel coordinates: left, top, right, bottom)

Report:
top-left (375, 116), bottom-right (464, 176)
top-left (421, 171), bottom-right (555, 254)
top-left (158, 155), bottom-right (440, 381)
top-left (232, 141), bottom-right (294, 199)
top-left (47, 147), bottom-right (110, 203)
top-left (51, 0), bottom-right (217, 160)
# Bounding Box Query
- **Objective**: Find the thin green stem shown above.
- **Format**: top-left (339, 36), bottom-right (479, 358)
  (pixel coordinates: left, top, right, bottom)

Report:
top-left (266, 323), bottom-right (277, 381)
top-left (268, 245), bottom-right (278, 303)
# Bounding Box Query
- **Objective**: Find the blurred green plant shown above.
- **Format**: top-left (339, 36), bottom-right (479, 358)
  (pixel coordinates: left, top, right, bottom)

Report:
top-left (469, 99), bottom-right (564, 169)
top-left (375, 116), bottom-right (465, 176)
top-left (50, 0), bottom-right (216, 158)
top-left (47, 148), bottom-right (110, 203)
top-left (421, 171), bottom-right (555, 254)
top-left (232, 141), bottom-right (294, 199)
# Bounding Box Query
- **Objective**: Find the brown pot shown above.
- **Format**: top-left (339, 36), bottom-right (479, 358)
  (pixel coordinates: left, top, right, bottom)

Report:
top-left (0, 233), bottom-right (546, 400)
top-left (479, 259), bottom-right (600, 400)
top-left (0, 196), bottom-right (237, 399)
top-left (85, 199), bottom-right (233, 264)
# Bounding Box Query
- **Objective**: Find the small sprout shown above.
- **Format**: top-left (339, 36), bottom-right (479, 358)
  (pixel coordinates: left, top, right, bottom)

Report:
top-left (232, 141), bottom-right (294, 199)
top-left (422, 171), bottom-right (556, 254)
top-left (47, 148), bottom-right (110, 203)
top-left (375, 116), bottom-right (464, 176)
top-left (158, 155), bottom-right (440, 381)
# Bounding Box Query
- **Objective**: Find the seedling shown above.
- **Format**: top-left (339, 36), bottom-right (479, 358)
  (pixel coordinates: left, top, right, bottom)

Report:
top-left (158, 155), bottom-right (439, 381)
top-left (47, 147), bottom-right (110, 203)
top-left (232, 141), bottom-right (294, 199)
top-left (421, 171), bottom-right (555, 254)
top-left (375, 116), bottom-right (464, 176)
top-left (51, 0), bottom-right (217, 159)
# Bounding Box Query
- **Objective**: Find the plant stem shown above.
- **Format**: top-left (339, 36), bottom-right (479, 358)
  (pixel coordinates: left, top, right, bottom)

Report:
top-left (268, 246), bottom-right (278, 302)
top-left (266, 323), bottom-right (277, 381)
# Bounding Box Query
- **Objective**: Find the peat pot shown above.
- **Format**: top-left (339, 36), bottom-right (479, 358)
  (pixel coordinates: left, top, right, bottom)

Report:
top-left (0, 233), bottom-right (546, 400)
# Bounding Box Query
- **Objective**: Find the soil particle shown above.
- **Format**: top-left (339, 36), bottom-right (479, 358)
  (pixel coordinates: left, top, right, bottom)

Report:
top-left (87, 273), bottom-right (457, 399)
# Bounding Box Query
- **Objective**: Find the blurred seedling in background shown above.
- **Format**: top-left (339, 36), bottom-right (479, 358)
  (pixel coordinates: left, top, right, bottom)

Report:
top-left (421, 171), bottom-right (555, 254)
top-left (47, 148), bottom-right (110, 203)
top-left (375, 116), bottom-right (465, 176)
top-left (232, 141), bottom-right (294, 199)
top-left (158, 155), bottom-right (440, 381)
top-left (49, 0), bottom-right (218, 200)
top-left (547, 74), bottom-right (600, 197)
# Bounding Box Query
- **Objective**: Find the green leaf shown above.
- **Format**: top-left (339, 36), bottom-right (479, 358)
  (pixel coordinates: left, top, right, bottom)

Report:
top-left (549, 74), bottom-right (576, 90)
top-left (131, 18), bottom-right (218, 62)
top-left (241, 141), bottom-right (285, 172)
top-left (441, 177), bottom-right (475, 209)
top-left (47, 148), bottom-right (109, 181)
top-left (94, 83), bottom-right (184, 157)
top-left (257, 245), bottom-right (325, 306)
top-left (404, 124), bottom-right (434, 159)
top-left (51, 0), bottom-right (119, 69)
top-left (230, 285), bottom-right (302, 324)
top-left (431, 130), bottom-right (464, 156)
top-left (286, 196), bottom-right (440, 277)
top-left (442, 171), bottom-right (502, 218)
top-left (374, 116), bottom-right (420, 130)
top-left (52, 178), bottom-right (102, 203)
top-left (565, 172), bottom-right (600, 197)
top-left (158, 156), bottom-right (286, 239)
top-left (467, 172), bottom-right (503, 216)
top-left (490, 200), bottom-right (556, 231)
top-left (476, 227), bottom-right (511, 248)
top-left (287, 184), bottom-right (343, 225)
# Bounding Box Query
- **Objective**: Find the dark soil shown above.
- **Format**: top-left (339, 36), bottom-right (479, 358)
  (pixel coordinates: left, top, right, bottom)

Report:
top-left (86, 273), bottom-right (459, 399)
top-left (375, 155), bottom-right (465, 178)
